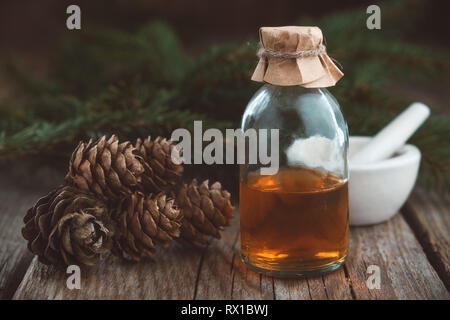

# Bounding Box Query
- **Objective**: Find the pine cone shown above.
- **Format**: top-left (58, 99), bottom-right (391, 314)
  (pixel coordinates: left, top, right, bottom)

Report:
top-left (174, 179), bottom-right (234, 245)
top-left (112, 192), bottom-right (182, 261)
top-left (65, 135), bottom-right (153, 201)
top-left (135, 136), bottom-right (183, 193)
top-left (22, 186), bottom-right (113, 267)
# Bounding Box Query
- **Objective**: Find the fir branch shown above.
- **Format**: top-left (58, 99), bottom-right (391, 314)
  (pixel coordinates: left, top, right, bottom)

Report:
top-left (0, 1), bottom-right (449, 192)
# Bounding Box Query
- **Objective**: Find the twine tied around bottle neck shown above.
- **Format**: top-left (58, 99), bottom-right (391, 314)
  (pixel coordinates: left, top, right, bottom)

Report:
top-left (251, 26), bottom-right (343, 87)
top-left (257, 43), bottom-right (327, 59)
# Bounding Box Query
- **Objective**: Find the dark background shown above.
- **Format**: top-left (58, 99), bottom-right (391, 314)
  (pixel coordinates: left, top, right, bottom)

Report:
top-left (0, 0), bottom-right (448, 194)
top-left (1, 0), bottom-right (448, 55)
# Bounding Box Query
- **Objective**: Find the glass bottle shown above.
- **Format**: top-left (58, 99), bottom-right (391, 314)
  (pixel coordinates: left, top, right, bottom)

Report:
top-left (240, 83), bottom-right (349, 277)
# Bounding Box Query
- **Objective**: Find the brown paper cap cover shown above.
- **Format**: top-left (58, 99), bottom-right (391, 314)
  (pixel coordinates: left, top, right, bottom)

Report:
top-left (251, 26), bottom-right (343, 87)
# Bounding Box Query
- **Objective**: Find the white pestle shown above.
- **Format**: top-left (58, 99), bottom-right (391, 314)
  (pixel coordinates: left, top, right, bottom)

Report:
top-left (350, 102), bottom-right (430, 165)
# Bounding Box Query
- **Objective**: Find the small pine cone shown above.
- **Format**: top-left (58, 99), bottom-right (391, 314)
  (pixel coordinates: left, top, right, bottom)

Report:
top-left (65, 135), bottom-right (153, 202)
top-left (22, 186), bottom-right (113, 267)
top-left (112, 192), bottom-right (182, 261)
top-left (175, 179), bottom-right (234, 245)
top-left (135, 136), bottom-right (183, 193)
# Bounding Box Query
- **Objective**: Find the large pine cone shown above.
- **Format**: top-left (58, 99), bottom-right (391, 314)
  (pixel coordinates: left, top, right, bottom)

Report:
top-left (174, 179), bottom-right (234, 245)
top-left (22, 186), bottom-right (113, 267)
top-left (135, 136), bottom-right (183, 193)
top-left (65, 135), bottom-right (153, 201)
top-left (112, 192), bottom-right (182, 261)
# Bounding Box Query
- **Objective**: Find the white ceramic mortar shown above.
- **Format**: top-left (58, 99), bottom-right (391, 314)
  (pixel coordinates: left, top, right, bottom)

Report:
top-left (348, 136), bottom-right (421, 226)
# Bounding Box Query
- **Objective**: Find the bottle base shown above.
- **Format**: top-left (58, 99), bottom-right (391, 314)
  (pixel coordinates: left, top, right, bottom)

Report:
top-left (240, 253), bottom-right (346, 278)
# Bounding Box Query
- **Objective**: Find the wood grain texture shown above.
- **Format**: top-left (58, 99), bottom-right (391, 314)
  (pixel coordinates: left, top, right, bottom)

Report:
top-left (0, 157), bottom-right (64, 300)
top-left (194, 214), bottom-right (240, 299)
top-left (345, 213), bottom-right (449, 299)
top-left (273, 268), bottom-right (353, 300)
top-left (14, 244), bottom-right (204, 300)
top-left (3, 158), bottom-right (448, 300)
top-left (13, 210), bottom-right (449, 300)
top-left (272, 214), bottom-right (449, 300)
top-left (402, 189), bottom-right (450, 290)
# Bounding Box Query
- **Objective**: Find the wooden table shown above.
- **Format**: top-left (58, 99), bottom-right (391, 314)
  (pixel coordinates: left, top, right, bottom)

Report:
top-left (1, 158), bottom-right (449, 300)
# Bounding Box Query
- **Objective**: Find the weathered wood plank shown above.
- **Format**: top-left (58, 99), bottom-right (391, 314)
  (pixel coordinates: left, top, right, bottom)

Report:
top-left (0, 190), bottom-right (32, 299)
top-left (272, 277), bottom-right (311, 299)
top-left (318, 268), bottom-right (353, 299)
top-left (195, 210), bottom-right (353, 300)
top-left (0, 236), bottom-right (33, 300)
top-left (13, 242), bottom-right (204, 300)
top-left (273, 264), bottom-right (353, 300)
top-left (0, 157), bottom-right (64, 300)
top-left (14, 210), bottom-right (273, 300)
top-left (194, 211), bottom-right (240, 299)
top-left (190, 210), bottom-right (447, 300)
top-left (402, 189), bottom-right (450, 290)
top-left (230, 256), bottom-right (274, 300)
top-left (345, 213), bottom-right (449, 299)
top-left (12, 204), bottom-right (449, 300)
